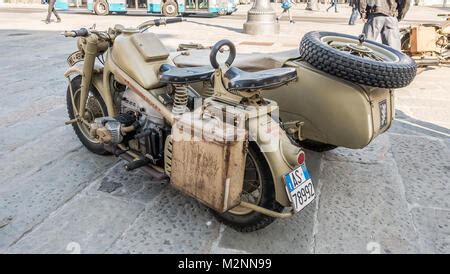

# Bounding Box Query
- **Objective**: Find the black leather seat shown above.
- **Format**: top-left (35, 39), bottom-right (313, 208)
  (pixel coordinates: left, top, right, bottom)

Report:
top-left (224, 67), bottom-right (297, 91)
top-left (159, 64), bottom-right (214, 84)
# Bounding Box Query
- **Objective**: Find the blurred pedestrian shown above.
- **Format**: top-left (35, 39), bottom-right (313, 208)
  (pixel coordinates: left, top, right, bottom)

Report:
top-left (45, 0), bottom-right (61, 24)
top-left (326, 0), bottom-right (338, 13)
top-left (359, 0), bottom-right (411, 50)
top-left (348, 0), bottom-right (359, 25)
top-left (276, 0), bottom-right (296, 24)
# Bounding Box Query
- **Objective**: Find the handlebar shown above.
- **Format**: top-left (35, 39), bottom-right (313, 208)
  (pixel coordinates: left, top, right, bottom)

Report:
top-left (63, 17), bottom-right (185, 39)
top-left (138, 17), bottom-right (185, 31)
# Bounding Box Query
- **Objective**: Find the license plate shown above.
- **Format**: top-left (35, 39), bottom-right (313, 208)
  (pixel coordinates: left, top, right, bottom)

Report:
top-left (283, 164), bottom-right (315, 212)
top-left (67, 50), bottom-right (84, 66)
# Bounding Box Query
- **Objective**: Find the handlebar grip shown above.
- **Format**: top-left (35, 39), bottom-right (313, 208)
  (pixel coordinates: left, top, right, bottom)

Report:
top-left (63, 28), bottom-right (89, 37)
top-left (165, 17), bottom-right (184, 24)
top-left (209, 39), bottom-right (236, 69)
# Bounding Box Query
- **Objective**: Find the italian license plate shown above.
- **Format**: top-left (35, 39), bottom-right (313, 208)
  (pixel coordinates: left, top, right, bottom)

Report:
top-left (283, 164), bottom-right (315, 212)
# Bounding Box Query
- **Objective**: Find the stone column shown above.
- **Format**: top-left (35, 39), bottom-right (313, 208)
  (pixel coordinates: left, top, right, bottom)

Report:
top-left (306, 0), bottom-right (319, 10)
top-left (243, 0), bottom-right (280, 35)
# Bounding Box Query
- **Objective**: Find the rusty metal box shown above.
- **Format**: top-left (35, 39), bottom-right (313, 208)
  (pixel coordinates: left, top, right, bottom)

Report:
top-left (170, 112), bottom-right (248, 213)
top-left (410, 26), bottom-right (438, 53)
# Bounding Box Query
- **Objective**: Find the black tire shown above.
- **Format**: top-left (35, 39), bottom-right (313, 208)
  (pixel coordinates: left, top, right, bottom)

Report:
top-left (214, 142), bottom-right (283, 232)
top-left (94, 0), bottom-right (109, 16)
top-left (299, 31), bottom-right (417, 89)
top-left (67, 76), bottom-right (110, 155)
top-left (299, 139), bottom-right (337, 152)
top-left (162, 1), bottom-right (178, 17)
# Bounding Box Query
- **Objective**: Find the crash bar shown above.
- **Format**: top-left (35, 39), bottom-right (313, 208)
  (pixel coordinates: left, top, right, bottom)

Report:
top-left (239, 201), bottom-right (294, 219)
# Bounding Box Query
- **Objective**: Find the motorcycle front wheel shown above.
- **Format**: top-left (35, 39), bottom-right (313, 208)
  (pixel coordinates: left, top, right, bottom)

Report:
top-left (214, 142), bottom-right (283, 232)
top-left (66, 75), bottom-right (110, 155)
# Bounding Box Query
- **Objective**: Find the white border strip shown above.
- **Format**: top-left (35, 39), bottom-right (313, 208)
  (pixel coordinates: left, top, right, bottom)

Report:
top-left (395, 118), bottom-right (450, 138)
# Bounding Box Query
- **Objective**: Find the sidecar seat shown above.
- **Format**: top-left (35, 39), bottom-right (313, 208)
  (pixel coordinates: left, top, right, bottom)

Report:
top-left (223, 67), bottom-right (297, 91)
top-left (159, 64), bottom-right (214, 84)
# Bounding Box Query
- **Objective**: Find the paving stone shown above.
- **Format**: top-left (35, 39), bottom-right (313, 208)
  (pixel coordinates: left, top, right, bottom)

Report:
top-left (323, 134), bottom-right (391, 164)
top-left (6, 194), bottom-right (144, 254)
top-left (411, 207), bottom-right (450, 253)
top-left (0, 106), bottom-right (68, 155)
top-left (106, 187), bottom-right (220, 253)
top-left (0, 126), bottom-right (82, 186)
top-left (390, 134), bottom-right (450, 209)
top-left (91, 161), bottom-right (167, 204)
top-left (0, 150), bottom-right (115, 249)
top-left (314, 157), bottom-right (419, 254)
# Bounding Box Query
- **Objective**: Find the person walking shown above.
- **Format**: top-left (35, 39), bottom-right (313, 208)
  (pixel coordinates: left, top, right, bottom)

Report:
top-left (348, 0), bottom-right (359, 25)
top-left (45, 0), bottom-right (61, 24)
top-left (326, 0), bottom-right (338, 13)
top-left (359, 0), bottom-right (411, 50)
top-left (276, 0), bottom-right (296, 24)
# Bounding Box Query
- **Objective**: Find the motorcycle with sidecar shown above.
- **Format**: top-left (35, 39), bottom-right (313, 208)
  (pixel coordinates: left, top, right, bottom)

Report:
top-left (63, 18), bottom-right (416, 232)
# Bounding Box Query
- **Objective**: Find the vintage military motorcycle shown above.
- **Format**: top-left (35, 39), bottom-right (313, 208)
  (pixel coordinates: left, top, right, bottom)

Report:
top-left (63, 19), bottom-right (416, 232)
top-left (63, 18), bottom-right (315, 232)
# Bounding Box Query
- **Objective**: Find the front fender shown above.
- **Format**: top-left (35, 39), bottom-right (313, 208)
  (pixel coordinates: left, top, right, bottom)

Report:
top-left (64, 62), bottom-right (115, 116)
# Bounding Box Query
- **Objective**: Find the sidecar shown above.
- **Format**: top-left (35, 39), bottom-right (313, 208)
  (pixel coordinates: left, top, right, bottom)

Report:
top-left (172, 32), bottom-right (417, 150)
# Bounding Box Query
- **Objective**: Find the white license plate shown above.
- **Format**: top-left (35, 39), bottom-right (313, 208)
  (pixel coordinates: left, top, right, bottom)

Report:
top-left (283, 164), bottom-right (315, 212)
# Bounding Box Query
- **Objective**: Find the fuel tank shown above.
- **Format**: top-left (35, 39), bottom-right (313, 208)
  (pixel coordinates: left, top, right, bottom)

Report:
top-left (111, 31), bottom-right (173, 90)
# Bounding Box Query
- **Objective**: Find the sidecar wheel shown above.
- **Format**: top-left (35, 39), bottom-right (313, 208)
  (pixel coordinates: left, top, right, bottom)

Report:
top-left (214, 142), bottom-right (283, 232)
top-left (299, 31), bottom-right (417, 89)
top-left (67, 76), bottom-right (110, 155)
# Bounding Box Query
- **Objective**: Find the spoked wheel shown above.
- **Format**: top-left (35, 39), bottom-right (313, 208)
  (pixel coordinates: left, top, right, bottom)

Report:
top-left (94, 0), bottom-right (109, 16)
top-left (66, 76), bottom-right (110, 155)
top-left (228, 151), bottom-right (263, 215)
top-left (162, 1), bottom-right (178, 17)
top-left (321, 35), bottom-right (400, 62)
top-left (214, 142), bottom-right (283, 232)
top-left (299, 31), bottom-right (417, 89)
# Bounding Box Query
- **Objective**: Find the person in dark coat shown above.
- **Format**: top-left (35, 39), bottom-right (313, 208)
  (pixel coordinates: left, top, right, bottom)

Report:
top-left (45, 0), bottom-right (61, 24)
top-left (326, 0), bottom-right (338, 13)
top-left (359, 0), bottom-right (411, 50)
top-left (348, 0), bottom-right (359, 25)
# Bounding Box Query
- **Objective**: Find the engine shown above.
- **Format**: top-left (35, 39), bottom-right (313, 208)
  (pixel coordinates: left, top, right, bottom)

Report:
top-left (90, 88), bottom-right (170, 168)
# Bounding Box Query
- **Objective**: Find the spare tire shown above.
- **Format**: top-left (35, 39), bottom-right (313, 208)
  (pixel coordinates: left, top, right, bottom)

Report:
top-left (299, 31), bottom-right (417, 89)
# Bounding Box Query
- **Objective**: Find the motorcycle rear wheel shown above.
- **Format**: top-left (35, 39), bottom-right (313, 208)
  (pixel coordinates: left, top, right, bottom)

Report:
top-left (66, 76), bottom-right (110, 155)
top-left (214, 142), bottom-right (283, 232)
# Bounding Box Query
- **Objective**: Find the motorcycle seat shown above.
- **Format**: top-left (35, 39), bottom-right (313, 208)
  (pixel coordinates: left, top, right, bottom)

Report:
top-left (159, 64), bottom-right (214, 84)
top-left (224, 67), bottom-right (297, 91)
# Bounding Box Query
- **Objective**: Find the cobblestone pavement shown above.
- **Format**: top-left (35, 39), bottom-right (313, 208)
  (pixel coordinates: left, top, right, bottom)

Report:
top-left (0, 4), bottom-right (449, 254)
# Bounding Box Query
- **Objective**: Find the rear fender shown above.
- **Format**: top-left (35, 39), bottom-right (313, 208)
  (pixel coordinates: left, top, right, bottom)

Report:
top-left (248, 114), bottom-right (300, 207)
